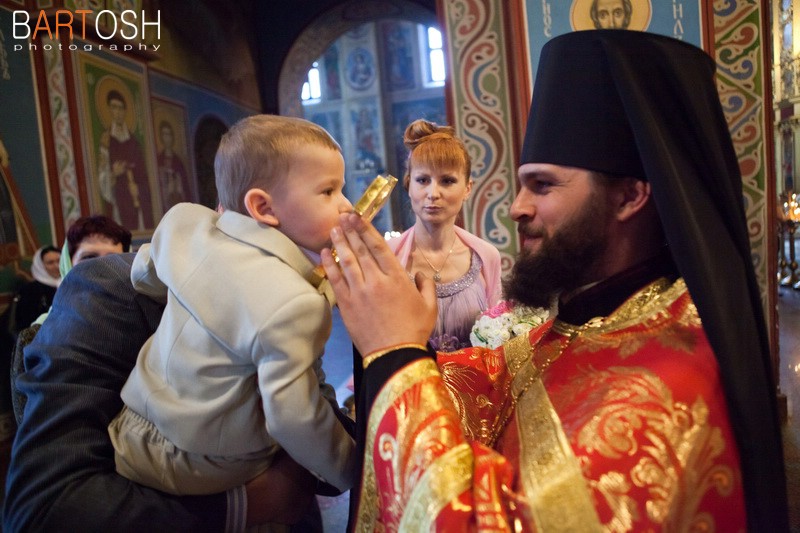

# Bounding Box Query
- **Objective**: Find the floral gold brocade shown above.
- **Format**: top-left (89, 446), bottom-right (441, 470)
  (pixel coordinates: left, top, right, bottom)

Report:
top-left (568, 367), bottom-right (735, 530)
top-left (398, 443), bottom-right (473, 531)
top-left (357, 359), bottom-right (471, 532)
top-left (439, 346), bottom-right (517, 446)
top-left (551, 279), bottom-right (701, 359)
top-left (513, 277), bottom-right (742, 531)
top-left (358, 278), bottom-right (745, 531)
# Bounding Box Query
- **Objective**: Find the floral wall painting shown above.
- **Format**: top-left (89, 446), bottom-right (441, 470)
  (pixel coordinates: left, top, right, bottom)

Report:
top-left (151, 97), bottom-right (195, 213)
top-left (76, 51), bottom-right (159, 235)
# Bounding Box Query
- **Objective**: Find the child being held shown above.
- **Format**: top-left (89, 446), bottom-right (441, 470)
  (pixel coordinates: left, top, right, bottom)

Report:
top-left (108, 115), bottom-right (356, 503)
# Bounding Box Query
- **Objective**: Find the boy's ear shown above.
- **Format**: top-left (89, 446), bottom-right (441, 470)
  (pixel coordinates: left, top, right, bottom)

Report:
top-left (244, 188), bottom-right (279, 226)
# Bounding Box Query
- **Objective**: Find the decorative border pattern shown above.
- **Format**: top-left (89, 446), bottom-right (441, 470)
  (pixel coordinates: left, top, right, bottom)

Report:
top-left (43, 36), bottom-right (82, 229)
top-left (712, 2), bottom-right (769, 311)
top-left (443, 0), bottom-right (517, 273)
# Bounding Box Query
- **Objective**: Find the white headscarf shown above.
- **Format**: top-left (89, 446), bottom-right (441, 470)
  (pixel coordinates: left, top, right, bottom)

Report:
top-left (31, 246), bottom-right (61, 288)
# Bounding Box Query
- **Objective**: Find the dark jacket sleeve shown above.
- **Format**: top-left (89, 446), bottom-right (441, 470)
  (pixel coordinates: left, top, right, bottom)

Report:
top-left (3, 254), bottom-right (228, 533)
top-left (13, 281), bottom-right (55, 333)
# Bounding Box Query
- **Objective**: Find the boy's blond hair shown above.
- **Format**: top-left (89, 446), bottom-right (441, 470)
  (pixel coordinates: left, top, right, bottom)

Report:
top-left (215, 115), bottom-right (341, 214)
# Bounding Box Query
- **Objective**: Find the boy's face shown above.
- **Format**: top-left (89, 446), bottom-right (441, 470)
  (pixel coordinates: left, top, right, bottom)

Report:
top-left (269, 145), bottom-right (351, 253)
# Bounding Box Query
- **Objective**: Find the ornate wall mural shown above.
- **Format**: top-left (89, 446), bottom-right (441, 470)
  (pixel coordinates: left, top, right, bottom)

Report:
top-left (712, 2), bottom-right (770, 315)
top-left (441, 0), bottom-right (518, 273)
top-left (43, 36), bottom-right (82, 231)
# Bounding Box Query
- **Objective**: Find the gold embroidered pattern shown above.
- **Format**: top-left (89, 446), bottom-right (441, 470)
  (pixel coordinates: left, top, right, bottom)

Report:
top-left (575, 367), bottom-right (734, 531)
top-left (486, 323), bottom-right (582, 447)
top-left (439, 361), bottom-right (487, 442)
top-left (507, 278), bottom-right (734, 531)
top-left (552, 278), bottom-right (700, 359)
top-left (398, 443), bottom-right (473, 531)
top-left (357, 358), bottom-right (470, 531)
top-left (438, 347), bottom-right (514, 446)
top-left (515, 376), bottom-right (604, 532)
top-left (571, 366), bottom-right (734, 531)
top-left (356, 359), bottom-right (442, 532)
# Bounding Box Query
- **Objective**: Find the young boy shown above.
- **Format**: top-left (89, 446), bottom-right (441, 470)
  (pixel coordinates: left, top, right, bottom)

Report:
top-left (108, 115), bottom-right (356, 501)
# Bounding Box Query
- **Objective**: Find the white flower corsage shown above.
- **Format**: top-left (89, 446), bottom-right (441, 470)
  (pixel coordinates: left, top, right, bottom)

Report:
top-left (469, 300), bottom-right (550, 349)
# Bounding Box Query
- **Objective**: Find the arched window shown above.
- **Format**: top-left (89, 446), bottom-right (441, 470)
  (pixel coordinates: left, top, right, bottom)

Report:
top-left (301, 62), bottom-right (322, 102)
top-left (423, 26), bottom-right (445, 86)
top-left (295, 20), bottom-right (446, 233)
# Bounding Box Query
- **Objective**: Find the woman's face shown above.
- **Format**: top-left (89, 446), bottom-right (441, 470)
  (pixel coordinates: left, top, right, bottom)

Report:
top-left (42, 251), bottom-right (61, 278)
top-left (407, 162), bottom-right (471, 227)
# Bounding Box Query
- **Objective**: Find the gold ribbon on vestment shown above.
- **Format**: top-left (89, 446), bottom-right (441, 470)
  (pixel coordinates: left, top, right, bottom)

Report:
top-left (504, 334), bottom-right (604, 532)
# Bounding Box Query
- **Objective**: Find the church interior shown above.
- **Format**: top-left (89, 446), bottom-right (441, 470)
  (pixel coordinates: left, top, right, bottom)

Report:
top-left (0, 0), bottom-right (798, 529)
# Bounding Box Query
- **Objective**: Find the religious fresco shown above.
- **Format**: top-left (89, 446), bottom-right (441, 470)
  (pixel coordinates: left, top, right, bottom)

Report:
top-left (0, 9), bottom-right (49, 244)
top-left (523, 0), bottom-right (702, 90)
top-left (74, 47), bottom-right (160, 236)
top-left (350, 101), bottom-right (384, 175)
top-left (381, 20), bottom-right (416, 92)
top-left (345, 48), bottom-right (376, 91)
top-left (147, 70), bottom-right (258, 212)
top-left (151, 97), bottom-right (196, 212)
top-left (442, 0), bottom-right (520, 273)
top-left (0, 155), bottom-right (39, 276)
top-left (347, 99), bottom-right (392, 234)
top-left (0, 7), bottom-right (53, 295)
top-left (307, 110), bottom-right (344, 146)
top-left (322, 44), bottom-right (342, 100)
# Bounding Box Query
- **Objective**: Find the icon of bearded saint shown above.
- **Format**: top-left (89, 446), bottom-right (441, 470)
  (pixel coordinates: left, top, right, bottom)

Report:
top-left (570, 0), bottom-right (652, 32)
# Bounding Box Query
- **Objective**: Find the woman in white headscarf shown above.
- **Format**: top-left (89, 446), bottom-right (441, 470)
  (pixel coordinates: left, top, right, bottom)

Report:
top-left (13, 246), bottom-right (60, 333)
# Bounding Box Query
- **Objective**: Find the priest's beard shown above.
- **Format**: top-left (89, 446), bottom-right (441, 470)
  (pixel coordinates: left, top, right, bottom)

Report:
top-left (503, 197), bottom-right (612, 309)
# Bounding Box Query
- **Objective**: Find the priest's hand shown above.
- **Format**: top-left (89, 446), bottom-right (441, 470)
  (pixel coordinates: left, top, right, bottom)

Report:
top-left (323, 213), bottom-right (437, 358)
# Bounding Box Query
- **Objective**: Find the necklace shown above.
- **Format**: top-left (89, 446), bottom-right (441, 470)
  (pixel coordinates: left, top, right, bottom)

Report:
top-left (417, 233), bottom-right (457, 283)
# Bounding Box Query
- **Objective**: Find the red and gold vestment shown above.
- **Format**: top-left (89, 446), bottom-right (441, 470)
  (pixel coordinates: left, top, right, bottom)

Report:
top-left (354, 278), bottom-right (745, 532)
